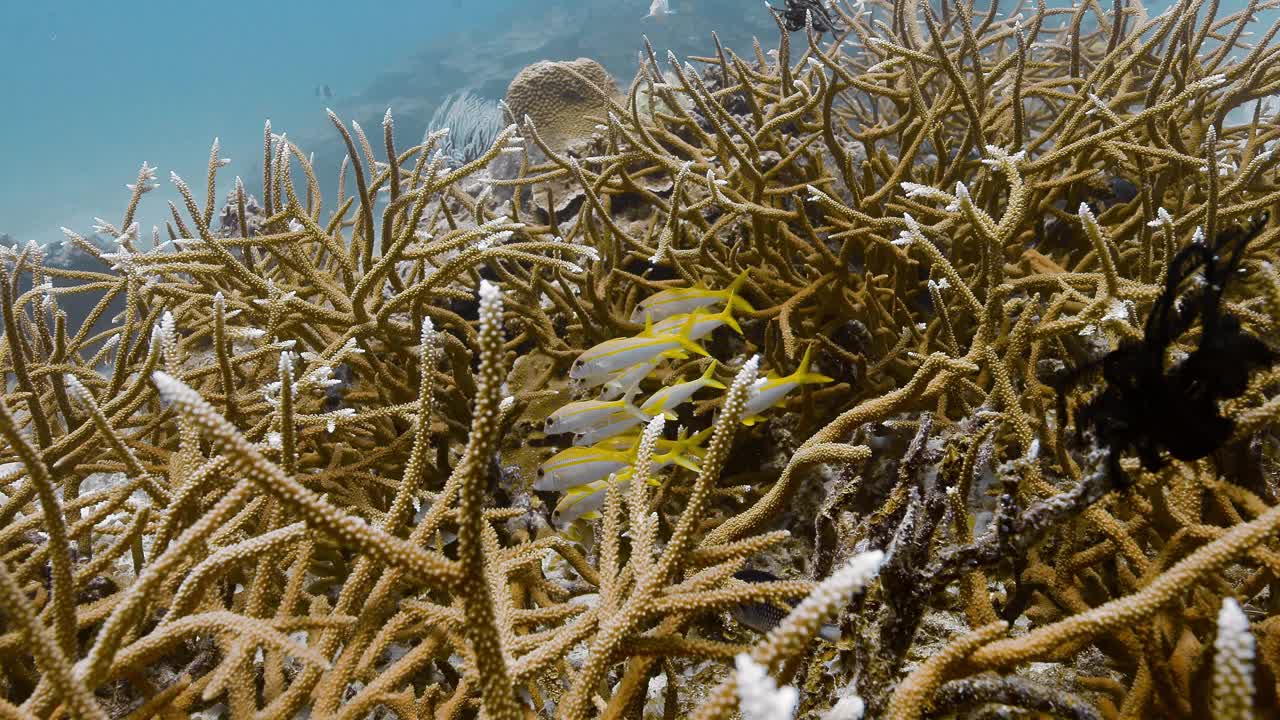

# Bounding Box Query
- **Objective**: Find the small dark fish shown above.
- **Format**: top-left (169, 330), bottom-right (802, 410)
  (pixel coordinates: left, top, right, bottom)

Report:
top-left (321, 362), bottom-right (354, 412)
top-left (323, 84), bottom-right (333, 99)
top-left (314, 85), bottom-right (320, 97)
top-left (775, 0), bottom-right (840, 33)
top-left (730, 569), bottom-right (841, 641)
top-left (1107, 176), bottom-right (1138, 205)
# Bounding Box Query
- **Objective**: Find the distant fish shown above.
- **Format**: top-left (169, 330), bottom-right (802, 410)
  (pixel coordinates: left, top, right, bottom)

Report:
top-left (323, 84), bottom-right (333, 99)
top-left (643, 0), bottom-right (677, 21)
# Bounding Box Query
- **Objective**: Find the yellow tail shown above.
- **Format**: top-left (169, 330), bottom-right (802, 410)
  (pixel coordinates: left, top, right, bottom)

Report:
top-left (672, 314), bottom-right (710, 357)
top-left (701, 361), bottom-right (727, 389)
top-left (793, 345), bottom-right (834, 385)
top-left (725, 270), bottom-right (755, 314)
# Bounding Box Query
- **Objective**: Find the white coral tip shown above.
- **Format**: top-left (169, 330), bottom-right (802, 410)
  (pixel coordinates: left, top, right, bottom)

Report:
top-left (735, 655), bottom-right (798, 720)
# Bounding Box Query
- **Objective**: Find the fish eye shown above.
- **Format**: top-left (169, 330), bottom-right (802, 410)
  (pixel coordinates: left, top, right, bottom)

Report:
top-left (537, 467), bottom-right (545, 476)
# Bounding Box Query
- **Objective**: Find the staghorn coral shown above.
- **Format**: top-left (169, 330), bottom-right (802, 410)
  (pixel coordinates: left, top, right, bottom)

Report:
top-left (3, 0), bottom-right (1280, 718)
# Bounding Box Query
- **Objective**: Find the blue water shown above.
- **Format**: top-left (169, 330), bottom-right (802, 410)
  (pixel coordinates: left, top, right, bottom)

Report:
top-left (0, 0), bottom-right (538, 246)
top-left (0, 0), bottom-right (1259, 249)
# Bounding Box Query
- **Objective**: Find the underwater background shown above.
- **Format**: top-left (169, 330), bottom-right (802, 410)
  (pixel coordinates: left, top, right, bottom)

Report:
top-left (2, 0), bottom-right (769, 249)
top-left (4, 0), bottom-right (1262, 250)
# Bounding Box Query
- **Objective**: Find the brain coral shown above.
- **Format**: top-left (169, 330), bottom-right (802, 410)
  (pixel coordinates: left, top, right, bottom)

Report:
top-left (504, 57), bottom-right (616, 151)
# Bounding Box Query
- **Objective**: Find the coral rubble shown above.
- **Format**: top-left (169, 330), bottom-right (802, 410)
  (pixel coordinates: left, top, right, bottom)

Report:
top-left (3, 0), bottom-right (1280, 718)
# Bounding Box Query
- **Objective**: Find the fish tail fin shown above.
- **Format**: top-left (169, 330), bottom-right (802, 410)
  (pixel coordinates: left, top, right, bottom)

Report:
top-left (670, 426), bottom-right (714, 452)
top-left (794, 345), bottom-right (834, 385)
top-left (622, 388), bottom-right (652, 421)
top-left (726, 270), bottom-right (755, 314)
top-left (701, 360), bottom-right (727, 389)
top-left (669, 452), bottom-right (701, 472)
top-left (717, 296), bottom-right (744, 335)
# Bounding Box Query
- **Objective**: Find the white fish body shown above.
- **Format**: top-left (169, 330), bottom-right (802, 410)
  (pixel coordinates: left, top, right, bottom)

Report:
top-left (740, 347), bottom-right (834, 424)
top-left (554, 471), bottom-right (661, 524)
top-left (535, 446), bottom-right (632, 491)
top-left (575, 410), bottom-right (649, 446)
top-left (630, 271), bottom-right (751, 323)
top-left (652, 303), bottom-right (743, 340)
top-left (640, 362), bottom-right (726, 416)
top-left (644, 0), bottom-right (677, 20)
top-left (537, 438), bottom-right (700, 493)
top-left (742, 376), bottom-right (794, 419)
top-left (570, 315), bottom-right (707, 380)
top-left (576, 345), bottom-right (680, 384)
top-left (553, 476), bottom-right (620, 524)
top-left (632, 293), bottom-right (719, 323)
top-left (545, 395), bottom-right (648, 436)
top-left (595, 357), bottom-right (664, 400)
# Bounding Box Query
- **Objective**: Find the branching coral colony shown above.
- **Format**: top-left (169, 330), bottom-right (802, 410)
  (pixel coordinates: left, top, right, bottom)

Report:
top-left (6, 0), bottom-right (1280, 717)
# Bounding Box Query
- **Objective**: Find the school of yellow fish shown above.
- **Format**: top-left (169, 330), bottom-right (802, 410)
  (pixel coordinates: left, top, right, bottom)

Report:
top-left (538, 274), bottom-right (834, 526)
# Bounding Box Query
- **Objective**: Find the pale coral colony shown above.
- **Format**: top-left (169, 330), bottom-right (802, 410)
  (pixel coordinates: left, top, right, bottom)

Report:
top-left (7, 0), bottom-right (1280, 719)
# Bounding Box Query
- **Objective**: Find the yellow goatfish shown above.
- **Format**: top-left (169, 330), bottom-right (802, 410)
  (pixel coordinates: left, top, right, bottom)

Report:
top-left (535, 445), bottom-right (632, 491)
top-left (553, 472), bottom-right (661, 525)
top-left (607, 426), bottom-right (710, 465)
top-left (589, 357), bottom-right (663, 400)
top-left (741, 346), bottom-right (834, 425)
top-left (574, 408), bottom-right (650, 446)
top-left (640, 362), bottom-right (726, 417)
top-left (657, 427), bottom-right (711, 470)
top-left (536, 435), bottom-right (704, 492)
top-left (569, 314), bottom-right (707, 381)
top-left (651, 300), bottom-right (744, 339)
top-left (553, 478), bottom-right (615, 524)
top-left (630, 270), bottom-right (754, 323)
top-left (544, 392), bottom-right (650, 436)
